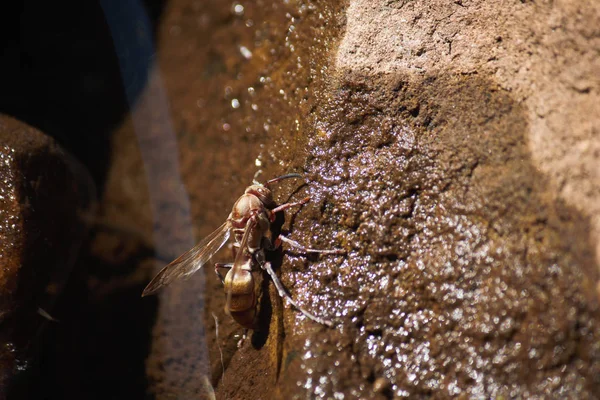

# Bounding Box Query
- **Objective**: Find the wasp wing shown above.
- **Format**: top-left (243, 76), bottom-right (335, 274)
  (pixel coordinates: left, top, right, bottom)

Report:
top-left (225, 217), bottom-right (256, 314)
top-left (142, 221), bottom-right (231, 296)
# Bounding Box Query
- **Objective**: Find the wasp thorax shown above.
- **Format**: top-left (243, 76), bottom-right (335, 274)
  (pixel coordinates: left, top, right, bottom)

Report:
top-left (245, 184), bottom-right (275, 208)
top-left (228, 195), bottom-right (259, 227)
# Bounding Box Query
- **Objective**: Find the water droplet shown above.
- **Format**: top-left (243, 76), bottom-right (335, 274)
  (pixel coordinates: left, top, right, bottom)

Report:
top-left (239, 46), bottom-right (252, 59)
top-left (451, 308), bottom-right (463, 321)
top-left (232, 3), bottom-right (244, 16)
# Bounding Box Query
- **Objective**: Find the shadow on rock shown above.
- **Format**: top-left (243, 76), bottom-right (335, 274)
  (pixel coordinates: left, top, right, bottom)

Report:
top-left (0, 1), bottom-right (171, 399)
top-left (0, 116), bottom-right (95, 398)
top-left (274, 72), bottom-right (600, 398)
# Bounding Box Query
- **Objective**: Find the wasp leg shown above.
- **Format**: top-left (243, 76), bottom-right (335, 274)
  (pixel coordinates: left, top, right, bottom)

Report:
top-left (276, 235), bottom-right (345, 255)
top-left (269, 197), bottom-right (311, 221)
top-left (214, 263), bottom-right (233, 284)
top-left (262, 261), bottom-right (334, 327)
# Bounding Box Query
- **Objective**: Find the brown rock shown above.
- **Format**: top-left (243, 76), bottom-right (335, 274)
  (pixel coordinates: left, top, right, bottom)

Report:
top-left (34, 0), bottom-right (598, 398)
top-left (146, 0), bottom-right (600, 397)
top-left (0, 114), bottom-right (95, 396)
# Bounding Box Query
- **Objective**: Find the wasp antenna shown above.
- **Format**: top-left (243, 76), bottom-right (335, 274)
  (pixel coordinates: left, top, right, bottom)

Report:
top-left (264, 173), bottom-right (304, 187)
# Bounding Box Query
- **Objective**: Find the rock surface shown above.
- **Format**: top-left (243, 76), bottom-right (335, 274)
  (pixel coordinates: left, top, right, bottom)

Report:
top-left (22, 0), bottom-right (599, 398)
top-left (139, 0), bottom-right (600, 398)
top-left (0, 114), bottom-right (94, 397)
top-left (338, 0), bottom-right (600, 280)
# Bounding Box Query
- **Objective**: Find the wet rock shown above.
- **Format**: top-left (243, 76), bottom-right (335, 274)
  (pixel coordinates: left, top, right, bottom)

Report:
top-left (337, 0), bottom-right (600, 269)
top-left (139, 0), bottom-right (349, 398)
top-left (54, 0), bottom-right (599, 398)
top-left (278, 73), bottom-right (600, 398)
top-left (0, 115), bottom-right (95, 396)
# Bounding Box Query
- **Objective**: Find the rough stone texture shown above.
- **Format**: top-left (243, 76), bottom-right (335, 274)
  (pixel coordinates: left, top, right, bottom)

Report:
top-left (23, 0), bottom-right (599, 398)
top-left (139, 0), bottom-right (600, 398)
top-left (283, 72), bottom-right (600, 398)
top-left (337, 0), bottom-right (600, 268)
top-left (0, 114), bottom-right (94, 398)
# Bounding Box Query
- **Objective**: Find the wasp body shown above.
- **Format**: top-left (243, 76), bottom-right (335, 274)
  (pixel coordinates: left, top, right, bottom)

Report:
top-left (142, 174), bottom-right (342, 328)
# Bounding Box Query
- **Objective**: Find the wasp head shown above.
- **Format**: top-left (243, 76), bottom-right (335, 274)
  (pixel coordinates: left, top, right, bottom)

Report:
top-left (245, 184), bottom-right (275, 208)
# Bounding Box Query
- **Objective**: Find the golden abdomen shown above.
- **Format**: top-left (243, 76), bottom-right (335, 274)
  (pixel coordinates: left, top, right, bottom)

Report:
top-left (224, 268), bottom-right (257, 328)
